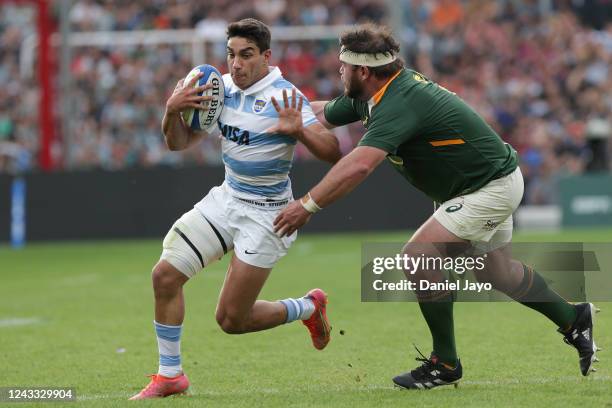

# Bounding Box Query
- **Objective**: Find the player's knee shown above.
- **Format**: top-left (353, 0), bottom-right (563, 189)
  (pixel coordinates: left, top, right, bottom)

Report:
top-left (215, 309), bottom-right (247, 334)
top-left (152, 261), bottom-right (187, 294)
top-left (400, 245), bottom-right (424, 280)
top-left (218, 319), bottom-right (245, 334)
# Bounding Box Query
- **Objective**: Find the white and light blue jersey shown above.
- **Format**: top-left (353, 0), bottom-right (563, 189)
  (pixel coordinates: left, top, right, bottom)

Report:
top-left (218, 66), bottom-right (317, 200)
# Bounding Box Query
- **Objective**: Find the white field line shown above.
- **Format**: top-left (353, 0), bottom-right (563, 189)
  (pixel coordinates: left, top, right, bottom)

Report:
top-left (0, 317), bottom-right (43, 328)
top-left (78, 376), bottom-right (612, 400)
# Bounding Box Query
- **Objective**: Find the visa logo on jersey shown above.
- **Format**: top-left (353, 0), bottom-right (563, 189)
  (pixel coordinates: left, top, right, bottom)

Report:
top-left (220, 123), bottom-right (250, 146)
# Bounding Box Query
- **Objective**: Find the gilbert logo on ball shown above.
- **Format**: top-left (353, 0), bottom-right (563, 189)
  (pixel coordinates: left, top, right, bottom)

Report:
top-left (181, 64), bottom-right (225, 132)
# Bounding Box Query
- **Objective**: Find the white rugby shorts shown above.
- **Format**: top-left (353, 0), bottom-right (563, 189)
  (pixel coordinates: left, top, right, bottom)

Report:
top-left (433, 167), bottom-right (524, 253)
top-left (160, 183), bottom-right (296, 277)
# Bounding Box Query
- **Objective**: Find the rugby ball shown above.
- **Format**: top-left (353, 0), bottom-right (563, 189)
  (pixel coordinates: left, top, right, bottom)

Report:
top-left (181, 64), bottom-right (225, 132)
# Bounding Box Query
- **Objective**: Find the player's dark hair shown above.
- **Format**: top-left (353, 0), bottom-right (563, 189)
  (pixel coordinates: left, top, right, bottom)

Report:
top-left (227, 18), bottom-right (271, 53)
top-left (340, 24), bottom-right (404, 79)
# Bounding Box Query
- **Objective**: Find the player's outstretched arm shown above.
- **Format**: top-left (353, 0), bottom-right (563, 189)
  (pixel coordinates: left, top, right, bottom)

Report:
top-left (274, 146), bottom-right (387, 237)
top-left (308, 146), bottom-right (387, 207)
top-left (301, 122), bottom-right (341, 164)
top-left (269, 89), bottom-right (341, 164)
top-left (310, 101), bottom-right (334, 129)
top-left (161, 72), bottom-right (212, 151)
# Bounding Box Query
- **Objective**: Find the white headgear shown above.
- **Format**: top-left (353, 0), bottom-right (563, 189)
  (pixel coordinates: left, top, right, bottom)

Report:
top-left (339, 45), bottom-right (397, 67)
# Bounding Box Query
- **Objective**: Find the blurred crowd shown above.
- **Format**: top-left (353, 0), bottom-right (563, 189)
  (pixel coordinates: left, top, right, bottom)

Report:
top-left (0, 0), bottom-right (611, 205)
top-left (0, 0), bottom-right (385, 174)
top-left (67, 0), bottom-right (387, 30)
top-left (403, 0), bottom-right (612, 204)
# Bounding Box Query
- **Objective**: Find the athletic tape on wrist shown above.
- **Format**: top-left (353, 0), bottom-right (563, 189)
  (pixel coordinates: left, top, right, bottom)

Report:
top-left (301, 192), bottom-right (322, 214)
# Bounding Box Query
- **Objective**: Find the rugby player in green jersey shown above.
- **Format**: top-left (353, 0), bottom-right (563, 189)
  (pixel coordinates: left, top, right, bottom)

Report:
top-left (273, 24), bottom-right (600, 390)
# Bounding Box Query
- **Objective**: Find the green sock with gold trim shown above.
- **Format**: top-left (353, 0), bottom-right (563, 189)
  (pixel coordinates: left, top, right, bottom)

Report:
top-left (514, 264), bottom-right (577, 331)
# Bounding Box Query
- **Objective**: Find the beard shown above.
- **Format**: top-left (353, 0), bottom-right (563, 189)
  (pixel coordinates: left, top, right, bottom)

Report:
top-left (344, 75), bottom-right (367, 100)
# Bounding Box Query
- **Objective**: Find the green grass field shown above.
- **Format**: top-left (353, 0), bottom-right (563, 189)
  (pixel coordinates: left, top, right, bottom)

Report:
top-left (1, 229), bottom-right (611, 407)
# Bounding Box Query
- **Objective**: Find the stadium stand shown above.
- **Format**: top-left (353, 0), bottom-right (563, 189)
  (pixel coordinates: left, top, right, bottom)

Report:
top-left (0, 0), bottom-right (610, 205)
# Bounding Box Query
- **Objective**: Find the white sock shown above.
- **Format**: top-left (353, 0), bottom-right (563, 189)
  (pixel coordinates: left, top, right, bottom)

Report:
top-left (154, 321), bottom-right (183, 378)
top-left (279, 296), bottom-right (315, 323)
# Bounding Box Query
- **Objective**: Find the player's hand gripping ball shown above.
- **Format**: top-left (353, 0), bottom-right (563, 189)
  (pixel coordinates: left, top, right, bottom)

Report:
top-left (181, 64), bottom-right (225, 132)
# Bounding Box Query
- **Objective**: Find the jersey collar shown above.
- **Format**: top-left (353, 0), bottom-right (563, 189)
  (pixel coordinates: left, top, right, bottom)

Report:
top-left (367, 69), bottom-right (402, 113)
top-left (238, 66), bottom-right (282, 96)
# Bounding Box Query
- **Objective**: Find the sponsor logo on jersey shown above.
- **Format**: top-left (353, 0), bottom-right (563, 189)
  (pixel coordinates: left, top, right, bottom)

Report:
top-left (483, 220), bottom-right (499, 231)
top-left (413, 73), bottom-right (427, 82)
top-left (253, 98), bottom-right (266, 113)
top-left (445, 204), bottom-right (463, 213)
top-left (220, 123), bottom-right (250, 145)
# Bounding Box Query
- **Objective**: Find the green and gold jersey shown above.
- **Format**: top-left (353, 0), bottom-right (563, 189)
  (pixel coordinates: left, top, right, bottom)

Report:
top-left (324, 69), bottom-right (518, 203)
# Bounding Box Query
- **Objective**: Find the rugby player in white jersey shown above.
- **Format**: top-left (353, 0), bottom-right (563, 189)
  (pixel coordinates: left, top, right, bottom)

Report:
top-left (130, 18), bottom-right (341, 400)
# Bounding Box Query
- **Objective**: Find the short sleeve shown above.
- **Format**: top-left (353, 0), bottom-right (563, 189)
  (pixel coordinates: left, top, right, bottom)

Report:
top-left (323, 95), bottom-right (361, 126)
top-left (358, 104), bottom-right (419, 153)
top-left (300, 96), bottom-right (317, 128)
